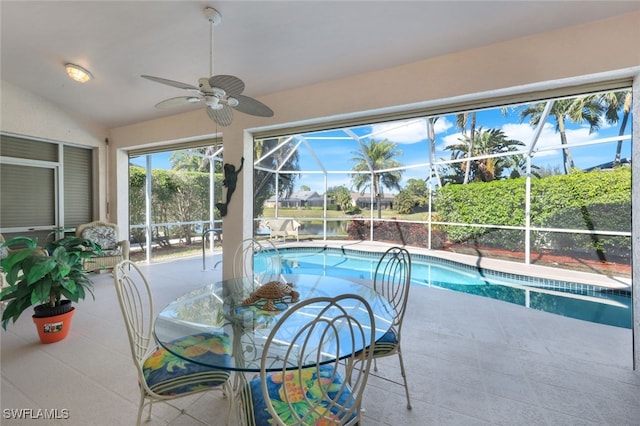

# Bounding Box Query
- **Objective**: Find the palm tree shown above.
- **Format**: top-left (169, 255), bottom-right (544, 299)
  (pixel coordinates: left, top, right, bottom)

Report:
top-left (351, 138), bottom-right (403, 218)
top-left (169, 145), bottom-right (223, 173)
top-left (598, 90), bottom-right (632, 166)
top-left (425, 117), bottom-right (443, 189)
top-left (519, 96), bottom-right (603, 174)
top-left (508, 155), bottom-right (541, 179)
top-left (327, 185), bottom-right (353, 212)
top-left (456, 111), bottom-right (476, 184)
top-left (443, 127), bottom-right (525, 182)
top-left (253, 137), bottom-right (299, 217)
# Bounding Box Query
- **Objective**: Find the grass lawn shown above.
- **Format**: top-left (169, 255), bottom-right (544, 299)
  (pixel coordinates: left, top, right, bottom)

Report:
top-left (260, 207), bottom-right (432, 221)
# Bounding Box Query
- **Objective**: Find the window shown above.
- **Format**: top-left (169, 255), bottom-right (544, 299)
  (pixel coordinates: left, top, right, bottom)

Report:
top-left (0, 134), bottom-right (93, 241)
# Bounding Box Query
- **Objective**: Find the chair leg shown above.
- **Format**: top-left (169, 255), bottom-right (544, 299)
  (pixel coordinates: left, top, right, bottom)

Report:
top-left (224, 382), bottom-right (235, 426)
top-left (396, 348), bottom-right (411, 409)
top-left (136, 392), bottom-right (146, 426)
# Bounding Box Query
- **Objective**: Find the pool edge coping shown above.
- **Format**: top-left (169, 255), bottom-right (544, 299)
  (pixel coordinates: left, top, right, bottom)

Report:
top-left (272, 240), bottom-right (631, 292)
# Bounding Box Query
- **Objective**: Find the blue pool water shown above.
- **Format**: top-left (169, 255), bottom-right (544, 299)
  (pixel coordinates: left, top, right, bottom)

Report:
top-left (264, 247), bottom-right (632, 329)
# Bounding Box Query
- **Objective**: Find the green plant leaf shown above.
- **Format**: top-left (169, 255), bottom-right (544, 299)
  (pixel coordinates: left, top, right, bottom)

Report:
top-left (25, 257), bottom-right (57, 284)
top-left (30, 278), bottom-right (52, 305)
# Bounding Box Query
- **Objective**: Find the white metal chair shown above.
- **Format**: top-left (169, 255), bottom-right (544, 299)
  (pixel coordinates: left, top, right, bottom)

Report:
top-left (367, 246), bottom-right (412, 409)
top-left (113, 260), bottom-right (233, 425)
top-left (239, 294), bottom-right (376, 426)
top-left (233, 238), bottom-right (282, 285)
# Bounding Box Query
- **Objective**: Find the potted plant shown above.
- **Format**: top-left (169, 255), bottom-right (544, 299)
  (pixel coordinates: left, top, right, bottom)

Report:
top-left (0, 231), bottom-right (102, 343)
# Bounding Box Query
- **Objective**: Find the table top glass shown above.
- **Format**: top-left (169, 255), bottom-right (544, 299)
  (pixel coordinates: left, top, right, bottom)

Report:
top-left (154, 274), bottom-right (394, 372)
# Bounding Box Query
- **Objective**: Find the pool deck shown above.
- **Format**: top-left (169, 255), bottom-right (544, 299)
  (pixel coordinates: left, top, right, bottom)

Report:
top-left (275, 239), bottom-right (632, 290)
top-left (1, 244), bottom-right (638, 425)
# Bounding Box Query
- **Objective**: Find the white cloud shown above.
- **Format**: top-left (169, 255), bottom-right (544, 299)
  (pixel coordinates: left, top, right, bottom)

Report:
top-left (442, 131), bottom-right (464, 148)
top-left (502, 122), bottom-right (600, 153)
top-left (369, 119), bottom-right (429, 144)
top-left (599, 113), bottom-right (616, 130)
top-left (433, 117), bottom-right (453, 134)
top-left (435, 122), bottom-right (605, 160)
top-left (500, 123), bottom-right (555, 158)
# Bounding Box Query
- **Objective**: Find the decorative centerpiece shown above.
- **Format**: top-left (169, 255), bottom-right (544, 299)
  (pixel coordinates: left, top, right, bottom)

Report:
top-left (240, 281), bottom-right (300, 311)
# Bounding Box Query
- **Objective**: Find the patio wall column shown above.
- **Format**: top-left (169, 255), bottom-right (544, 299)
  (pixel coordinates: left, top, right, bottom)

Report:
top-left (220, 123), bottom-right (254, 280)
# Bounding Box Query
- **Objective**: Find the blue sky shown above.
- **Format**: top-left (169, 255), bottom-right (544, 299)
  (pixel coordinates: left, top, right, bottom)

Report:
top-left (130, 95), bottom-right (632, 194)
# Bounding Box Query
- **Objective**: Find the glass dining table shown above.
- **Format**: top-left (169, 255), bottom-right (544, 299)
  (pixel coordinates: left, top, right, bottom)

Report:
top-left (153, 274), bottom-right (395, 373)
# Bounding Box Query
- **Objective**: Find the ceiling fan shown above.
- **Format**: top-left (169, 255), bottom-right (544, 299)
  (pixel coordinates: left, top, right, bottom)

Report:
top-left (141, 7), bottom-right (274, 126)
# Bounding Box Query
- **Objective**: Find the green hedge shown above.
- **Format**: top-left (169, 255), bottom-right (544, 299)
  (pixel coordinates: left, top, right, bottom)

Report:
top-left (434, 178), bottom-right (526, 248)
top-left (433, 167), bottom-right (631, 255)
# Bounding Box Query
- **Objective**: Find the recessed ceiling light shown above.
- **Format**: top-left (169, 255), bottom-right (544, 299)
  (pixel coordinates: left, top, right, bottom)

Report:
top-left (65, 63), bottom-right (93, 83)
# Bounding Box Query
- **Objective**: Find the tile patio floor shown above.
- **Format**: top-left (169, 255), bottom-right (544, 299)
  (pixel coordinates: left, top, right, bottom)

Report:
top-left (1, 241), bottom-right (639, 425)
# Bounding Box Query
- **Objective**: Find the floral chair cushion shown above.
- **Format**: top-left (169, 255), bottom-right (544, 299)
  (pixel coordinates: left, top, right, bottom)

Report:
top-left (81, 226), bottom-right (119, 252)
top-left (143, 332), bottom-right (231, 395)
top-left (240, 364), bottom-right (356, 426)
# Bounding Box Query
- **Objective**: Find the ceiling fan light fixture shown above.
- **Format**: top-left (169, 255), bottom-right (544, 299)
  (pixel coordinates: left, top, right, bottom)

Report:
top-left (205, 96), bottom-right (223, 109)
top-left (65, 63), bottom-right (93, 83)
top-left (227, 97), bottom-right (239, 107)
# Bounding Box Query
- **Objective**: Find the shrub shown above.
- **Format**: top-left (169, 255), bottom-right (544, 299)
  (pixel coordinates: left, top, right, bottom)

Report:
top-left (433, 168), bottom-right (631, 255)
top-left (346, 219), bottom-right (446, 248)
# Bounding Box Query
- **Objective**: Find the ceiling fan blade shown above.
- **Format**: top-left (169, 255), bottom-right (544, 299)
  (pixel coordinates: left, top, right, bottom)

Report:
top-left (141, 75), bottom-right (200, 92)
top-left (232, 94), bottom-right (274, 117)
top-left (206, 104), bottom-right (233, 126)
top-left (209, 74), bottom-right (245, 96)
top-left (154, 96), bottom-right (202, 110)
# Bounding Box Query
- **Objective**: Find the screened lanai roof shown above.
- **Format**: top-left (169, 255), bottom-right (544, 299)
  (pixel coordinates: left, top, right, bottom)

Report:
top-left (249, 89), bottom-right (632, 196)
top-left (162, 86), bottom-right (632, 199)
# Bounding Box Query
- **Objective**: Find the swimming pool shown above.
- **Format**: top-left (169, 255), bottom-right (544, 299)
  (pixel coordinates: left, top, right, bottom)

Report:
top-left (261, 246), bottom-right (632, 329)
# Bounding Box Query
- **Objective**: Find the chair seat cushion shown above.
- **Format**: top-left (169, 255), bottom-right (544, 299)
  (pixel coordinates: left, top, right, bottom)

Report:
top-left (371, 327), bottom-right (398, 356)
top-left (143, 332), bottom-right (231, 396)
top-left (100, 248), bottom-right (122, 256)
top-left (356, 327), bottom-right (398, 358)
top-left (240, 364), bottom-right (356, 426)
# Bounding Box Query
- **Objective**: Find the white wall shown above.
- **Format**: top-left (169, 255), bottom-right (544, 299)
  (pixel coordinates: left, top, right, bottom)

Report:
top-left (0, 80), bottom-right (110, 219)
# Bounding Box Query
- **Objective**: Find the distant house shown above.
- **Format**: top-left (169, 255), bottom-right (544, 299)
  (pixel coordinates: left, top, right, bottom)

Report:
top-left (584, 157), bottom-right (631, 172)
top-left (351, 192), bottom-right (395, 210)
top-left (266, 191), bottom-right (325, 208)
top-left (264, 195), bottom-right (280, 208)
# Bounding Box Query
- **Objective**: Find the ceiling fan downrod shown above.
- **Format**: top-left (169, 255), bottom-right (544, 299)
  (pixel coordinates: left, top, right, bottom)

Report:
top-left (205, 7), bottom-right (221, 77)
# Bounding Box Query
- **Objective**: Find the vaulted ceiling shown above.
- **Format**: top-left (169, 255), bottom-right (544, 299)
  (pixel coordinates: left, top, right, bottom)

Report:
top-left (2, 1), bottom-right (639, 129)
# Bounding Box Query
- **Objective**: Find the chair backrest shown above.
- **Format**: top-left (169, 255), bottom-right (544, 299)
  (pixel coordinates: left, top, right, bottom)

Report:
top-left (113, 260), bottom-right (155, 375)
top-left (374, 247), bottom-right (411, 331)
top-left (260, 294), bottom-right (375, 425)
top-left (233, 238), bottom-right (282, 284)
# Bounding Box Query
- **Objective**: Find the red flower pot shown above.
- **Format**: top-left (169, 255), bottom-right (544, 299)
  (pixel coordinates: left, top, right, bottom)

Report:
top-left (32, 307), bottom-right (75, 344)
